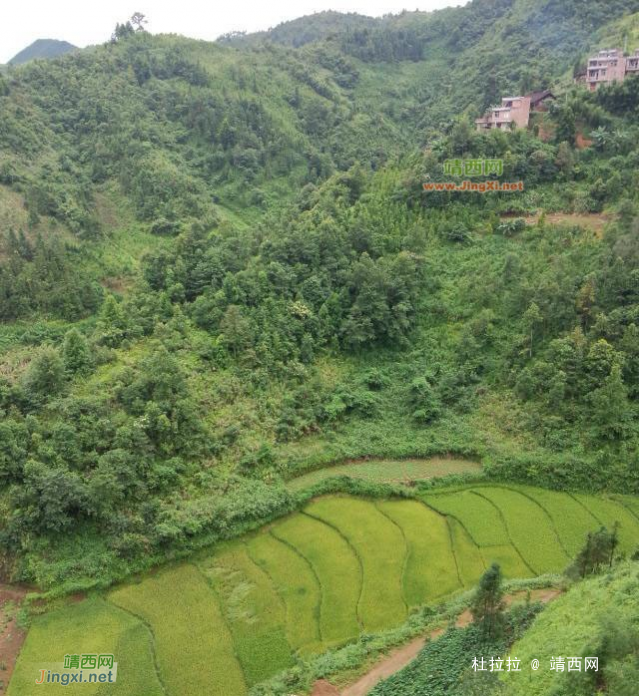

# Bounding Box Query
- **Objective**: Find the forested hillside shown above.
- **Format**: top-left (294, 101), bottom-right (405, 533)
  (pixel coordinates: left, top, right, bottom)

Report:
top-left (1, 0), bottom-right (639, 597)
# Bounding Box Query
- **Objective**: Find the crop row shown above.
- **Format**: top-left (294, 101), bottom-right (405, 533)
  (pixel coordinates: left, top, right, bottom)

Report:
top-left (423, 485), bottom-right (639, 576)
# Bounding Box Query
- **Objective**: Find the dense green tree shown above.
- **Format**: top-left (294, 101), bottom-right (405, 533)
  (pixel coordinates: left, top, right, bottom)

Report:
top-left (111, 21), bottom-right (135, 42)
top-left (62, 329), bottom-right (93, 375)
top-left (0, 420), bottom-right (29, 482)
top-left (4, 0), bottom-right (639, 593)
top-left (18, 460), bottom-right (86, 533)
top-left (21, 347), bottom-right (66, 404)
top-left (554, 104), bottom-right (576, 145)
top-left (575, 278), bottom-right (596, 331)
top-left (554, 141), bottom-right (574, 180)
top-left (522, 302), bottom-right (542, 358)
top-left (589, 364), bottom-right (632, 441)
top-left (568, 525), bottom-right (619, 579)
top-left (96, 295), bottom-right (129, 347)
top-left (470, 563), bottom-right (505, 639)
top-left (590, 126), bottom-right (609, 151)
top-left (220, 305), bottom-right (253, 356)
top-left (410, 377), bottom-right (441, 423)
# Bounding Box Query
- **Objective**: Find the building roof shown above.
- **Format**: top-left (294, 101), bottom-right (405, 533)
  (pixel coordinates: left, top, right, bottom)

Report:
top-left (527, 89), bottom-right (556, 105)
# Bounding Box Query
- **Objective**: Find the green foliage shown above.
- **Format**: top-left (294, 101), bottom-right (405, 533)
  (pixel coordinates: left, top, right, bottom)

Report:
top-left (589, 363), bottom-right (633, 441)
top-left (0, 233), bottom-right (101, 320)
top-left (567, 525), bottom-right (619, 579)
top-left (62, 328), bottom-right (93, 375)
top-left (502, 561), bottom-right (639, 696)
top-left (495, 218), bottom-right (527, 237)
top-left (21, 346), bottom-right (65, 404)
top-left (371, 602), bottom-right (541, 696)
top-left (470, 562), bottom-right (505, 639)
top-left (372, 625), bottom-right (501, 696)
top-left (553, 104), bottom-right (577, 145)
top-left (409, 376), bottom-right (442, 423)
top-left (95, 295), bottom-right (130, 347)
top-left (3, 0), bottom-right (639, 649)
top-left (0, 418), bottom-right (29, 483)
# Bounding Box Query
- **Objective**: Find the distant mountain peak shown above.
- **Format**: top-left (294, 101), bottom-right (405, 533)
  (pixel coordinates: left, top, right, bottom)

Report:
top-left (9, 39), bottom-right (77, 65)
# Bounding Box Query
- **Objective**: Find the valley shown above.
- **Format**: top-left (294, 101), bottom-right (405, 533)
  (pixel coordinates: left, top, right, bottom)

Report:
top-left (2, 1), bottom-right (639, 694)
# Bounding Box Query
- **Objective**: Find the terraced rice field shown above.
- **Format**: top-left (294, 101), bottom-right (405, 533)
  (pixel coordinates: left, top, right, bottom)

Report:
top-left (285, 457), bottom-right (482, 491)
top-left (9, 485), bottom-right (639, 696)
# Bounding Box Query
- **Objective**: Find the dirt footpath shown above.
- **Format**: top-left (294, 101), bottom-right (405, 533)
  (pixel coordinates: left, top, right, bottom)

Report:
top-left (0, 585), bottom-right (28, 695)
top-left (340, 637), bottom-right (427, 696)
top-left (313, 588), bottom-right (562, 696)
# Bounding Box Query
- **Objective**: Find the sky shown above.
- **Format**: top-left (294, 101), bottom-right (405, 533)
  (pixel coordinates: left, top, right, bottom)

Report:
top-left (2, 0), bottom-right (468, 63)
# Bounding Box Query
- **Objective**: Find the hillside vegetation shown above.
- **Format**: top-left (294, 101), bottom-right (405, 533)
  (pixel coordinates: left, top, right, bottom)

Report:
top-left (501, 561), bottom-right (639, 696)
top-left (4, 2), bottom-right (639, 695)
top-left (0, 0), bottom-right (639, 604)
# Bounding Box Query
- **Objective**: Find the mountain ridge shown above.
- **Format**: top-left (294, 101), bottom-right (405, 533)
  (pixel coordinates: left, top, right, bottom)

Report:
top-left (8, 38), bottom-right (77, 65)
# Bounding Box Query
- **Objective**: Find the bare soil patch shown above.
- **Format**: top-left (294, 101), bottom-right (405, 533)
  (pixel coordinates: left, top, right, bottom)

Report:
top-left (312, 680), bottom-right (341, 696)
top-left (503, 211), bottom-right (611, 238)
top-left (0, 585), bottom-right (28, 695)
top-left (100, 275), bottom-right (135, 293)
top-left (576, 132), bottom-right (593, 149)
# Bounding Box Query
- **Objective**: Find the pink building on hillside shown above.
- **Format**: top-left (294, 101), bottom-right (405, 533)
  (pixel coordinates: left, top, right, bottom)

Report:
top-left (584, 48), bottom-right (639, 90)
top-left (626, 48), bottom-right (639, 75)
top-left (475, 97), bottom-right (530, 131)
top-left (587, 49), bottom-right (626, 91)
top-left (475, 95), bottom-right (531, 132)
top-left (474, 90), bottom-right (555, 133)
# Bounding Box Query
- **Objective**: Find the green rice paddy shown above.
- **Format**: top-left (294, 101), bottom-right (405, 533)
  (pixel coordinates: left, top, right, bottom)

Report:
top-left (285, 457), bottom-right (482, 491)
top-left (9, 484), bottom-right (639, 696)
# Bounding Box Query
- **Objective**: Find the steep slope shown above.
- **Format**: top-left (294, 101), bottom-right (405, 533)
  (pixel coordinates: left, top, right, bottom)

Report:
top-left (1, 0), bottom-right (639, 600)
top-left (502, 562), bottom-right (639, 695)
